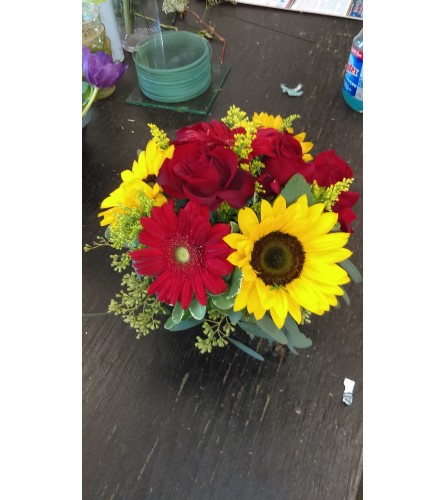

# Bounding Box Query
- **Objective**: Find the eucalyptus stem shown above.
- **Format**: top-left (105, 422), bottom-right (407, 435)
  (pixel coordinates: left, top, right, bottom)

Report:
top-left (82, 86), bottom-right (99, 119)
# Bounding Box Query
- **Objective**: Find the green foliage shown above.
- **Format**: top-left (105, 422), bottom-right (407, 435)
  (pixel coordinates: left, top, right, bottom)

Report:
top-left (83, 235), bottom-right (111, 252)
top-left (281, 113), bottom-right (300, 131)
top-left (281, 173), bottom-right (314, 206)
top-left (110, 252), bottom-right (132, 273)
top-left (250, 158), bottom-right (265, 177)
top-left (227, 337), bottom-right (265, 361)
top-left (216, 201), bottom-right (238, 224)
top-left (147, 122), bottom-right (171, 149)
top-left (108, 194), bottom-right (154, 250)
top-left (339, 258), bottom-right (362, 284)
top-left (311, 178), bottom-right (354, 211)
top-left (82, 81), bottom-right (95, 108)
top-left (195, 309), bottom-right (235, 354)
top-left (205, 0), bottom-right (237, 7)
top-left (108, 272), bottom-right (169, 339)
top-left (221, 105), bottom-right (248, 128)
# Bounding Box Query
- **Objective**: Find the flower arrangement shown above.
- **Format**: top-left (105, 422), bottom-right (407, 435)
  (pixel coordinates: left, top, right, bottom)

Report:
top-left (85, 106), bottom-right (361, 360)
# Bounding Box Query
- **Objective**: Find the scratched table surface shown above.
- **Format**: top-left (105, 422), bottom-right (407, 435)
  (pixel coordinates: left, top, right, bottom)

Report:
top-left (82, 2), bottom-right (363, 498)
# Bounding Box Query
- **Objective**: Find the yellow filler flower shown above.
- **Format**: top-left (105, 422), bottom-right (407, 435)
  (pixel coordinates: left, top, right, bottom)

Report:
top-left (223, 194), bottom-right (352, 329)
top-left (98, 139), bottom-right (174, 227)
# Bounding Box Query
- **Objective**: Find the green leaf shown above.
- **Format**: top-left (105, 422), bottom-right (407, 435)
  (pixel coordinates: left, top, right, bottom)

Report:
top-left (164, 305), bottom-right (189, 329)
top-left (82, 80), bottom-right (91, 94)
top-left (341, 288), bottom-right (351, 306)
top-left (286, 341), bottom-right (298, 355)
top-left (171, 302), bottom-right (185, 323)
top-left (238, 321), bottom-right (275, 344)
top-left (165, 317), bottom-right (204, 331)
top-left (280, 174), bottom-right (314, 205)
top-left (211, 293), bottom-right (235, 310)
top-left (189, 298), bottom-right (206, 320)
top-left (228, 310), bottom-right (242, 324)
top-left (282, 316), bottom-right (312, 349)
top-left (226, 267), bottom-right (243, 299)
top-left (228, 338), bottom-right (264, 361)
top-left (339, 259), bottom-right (362, 284)
top-left (257, 315), bottom-right (288, 344)
top-left (230, 221), bottom-right (239, 233)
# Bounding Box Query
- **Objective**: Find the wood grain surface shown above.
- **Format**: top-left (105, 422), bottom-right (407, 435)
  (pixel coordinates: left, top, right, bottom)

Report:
top-left (83, 2), bottom-right (363, 498)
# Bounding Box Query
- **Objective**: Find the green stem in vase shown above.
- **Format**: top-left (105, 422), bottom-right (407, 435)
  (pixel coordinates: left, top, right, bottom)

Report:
top-left (82, 86), bottom-right (99, 119)
top-left (123, 0), bottom-right (132, 35)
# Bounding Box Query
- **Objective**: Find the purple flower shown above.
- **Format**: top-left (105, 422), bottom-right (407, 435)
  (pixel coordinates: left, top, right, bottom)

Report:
top-left (82, 46), bottom-right (128, 89)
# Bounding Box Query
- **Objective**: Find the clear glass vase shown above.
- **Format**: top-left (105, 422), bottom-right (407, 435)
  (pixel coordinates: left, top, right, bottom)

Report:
top-left (113, 0), bottom-right (164, 52)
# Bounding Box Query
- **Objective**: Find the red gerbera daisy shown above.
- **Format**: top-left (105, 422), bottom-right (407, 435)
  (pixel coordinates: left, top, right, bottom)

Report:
top-left (130, 200), bottom-right (234, 310)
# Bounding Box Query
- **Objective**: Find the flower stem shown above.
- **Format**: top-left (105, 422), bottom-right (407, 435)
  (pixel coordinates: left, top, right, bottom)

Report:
top-left (124, 0), bottom-right (131, 35)
top-left (185, 9), bottom-right (227, 64)
top-left (82, 86), bottom-right (99, 119)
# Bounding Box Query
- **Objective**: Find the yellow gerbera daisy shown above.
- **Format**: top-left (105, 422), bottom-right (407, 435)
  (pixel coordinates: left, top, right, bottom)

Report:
top-left (253, 112), bottom-right (313, 162)
top-left (98, 139), bottom-right (174, 227)
top-left (223, 194), bottom-right (352, 329)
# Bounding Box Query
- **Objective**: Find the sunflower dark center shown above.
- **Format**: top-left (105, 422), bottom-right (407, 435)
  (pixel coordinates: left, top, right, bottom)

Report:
top-left (251, 231), bottom-right (305, 286)
top-left (145, 174), bottom-right (157, 186)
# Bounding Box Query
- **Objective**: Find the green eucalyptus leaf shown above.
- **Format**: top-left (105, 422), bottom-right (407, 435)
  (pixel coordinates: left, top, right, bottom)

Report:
top-left (164, 314), bottom-right (179, 330)
top-left (238, 321), bottom-right (275, 344)
top-left (171, 302), bottom-right (185, 323)
top-left (228, 338), bottom-right (264, 361)
top-left (257, 315), bottom-right (288, 344)
top-left (341, 289), bottom-right (351, 306)
top-left (286, 341), bottom-right (298, 355)
top-left (211, 293), bottom-right (235, 310)
top-left (189, 298), bottom-right (206, 320)
top-left (230, 221), bottom-right (240, 233)
top-left (280, 174), bottom-right (314, 205)
top-left (339, 259), bottom-right (362, 284)
top-left (282, 316), bottom-right (312, 349)
top-left (228, 310), bottom-right (242, 324)
top-left (165, 317), bottom-right (204, 331)
top-left (226, 267), bottom-right (243, 299)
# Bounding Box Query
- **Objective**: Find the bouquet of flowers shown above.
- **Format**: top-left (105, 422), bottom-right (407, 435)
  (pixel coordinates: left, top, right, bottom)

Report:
top-left (85, 106), bottom-right (361, 360)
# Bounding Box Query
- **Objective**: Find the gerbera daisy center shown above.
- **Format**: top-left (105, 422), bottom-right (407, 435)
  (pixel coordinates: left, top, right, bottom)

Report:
top-left (251, 231), bottom-right (305, 286)
top-left (174, 246), bottom-right (191, 264)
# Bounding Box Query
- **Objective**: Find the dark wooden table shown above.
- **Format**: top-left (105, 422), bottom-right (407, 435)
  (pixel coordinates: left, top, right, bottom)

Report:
top-left (83, 2), bottom-right (363, 498)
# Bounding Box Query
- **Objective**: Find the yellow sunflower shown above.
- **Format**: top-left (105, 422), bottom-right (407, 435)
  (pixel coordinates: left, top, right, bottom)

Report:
top-left (98, 139), bottom-right (174, 227)
top-left (223, 194), bottom-right (352, 329)
top-left (253, 112), bottom-right (313, 162)
top-left (253, 111), bottom-right (284, 131)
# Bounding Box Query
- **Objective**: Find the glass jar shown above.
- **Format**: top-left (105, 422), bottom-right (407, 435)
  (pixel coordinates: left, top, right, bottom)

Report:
top-left (82, 0), bottom-right (115, 99)
top-left (113, 0), bottom-right (163, 53)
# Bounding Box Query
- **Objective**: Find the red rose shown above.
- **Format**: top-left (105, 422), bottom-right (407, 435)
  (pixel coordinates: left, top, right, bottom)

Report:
top-left (174, 120), bottom-right (244, 148)
top-left (307, 150), bottom-right (353, 186)
top-left (157, 142), bottom-right (255, 211)
top-left (332, 190), bottom-right (360, 233)
top-left (251, 128), bottom-right (315, 194)
top-left (306, 150), bottom-right (359, 232)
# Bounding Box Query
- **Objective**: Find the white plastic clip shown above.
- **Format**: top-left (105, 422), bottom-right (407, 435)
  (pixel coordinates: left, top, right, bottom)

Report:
top-left (342, 378), bottom-right (355, 406)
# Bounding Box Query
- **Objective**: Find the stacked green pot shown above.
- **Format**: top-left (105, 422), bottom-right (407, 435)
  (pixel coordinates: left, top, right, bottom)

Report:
top-left (134, 31), bottom-right (212, 103)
